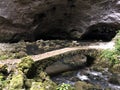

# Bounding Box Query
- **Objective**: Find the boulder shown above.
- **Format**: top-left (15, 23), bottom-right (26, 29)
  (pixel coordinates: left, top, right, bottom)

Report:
top-left (0, 0), bottom-right (120, 42)
top-left (108, 76), bottom-right (120, 85)
top-left (45, 54), bottom-right (87, 75)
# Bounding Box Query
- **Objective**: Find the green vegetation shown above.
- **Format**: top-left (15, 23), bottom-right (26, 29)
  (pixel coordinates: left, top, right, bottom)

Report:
top-left (57, 83), bottom-right (75, 90)
top-left (0, 54), bottom-right (10, 60)
top-left (9, 71), bottom-right (24, 90)
top-left (0, 51), bottom-right (27, 60)
top-left (100, 49), bottom-right (119, 65)
top-left (101, 31), bottom-right (120, 65)
top-left (18, 56), bottom-right (34, 74)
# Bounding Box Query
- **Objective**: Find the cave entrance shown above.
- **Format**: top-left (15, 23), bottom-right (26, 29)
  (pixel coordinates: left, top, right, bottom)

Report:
top-left (33, 28), bottom-right (70, 41)
top-left (33, 23), bottom-right (120, 42)
top-left (81, 23), bottom-right (120, 42)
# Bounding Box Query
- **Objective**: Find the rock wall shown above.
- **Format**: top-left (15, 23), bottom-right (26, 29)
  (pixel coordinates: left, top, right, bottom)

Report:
top-left (0, 0), bottom-right (120, 42)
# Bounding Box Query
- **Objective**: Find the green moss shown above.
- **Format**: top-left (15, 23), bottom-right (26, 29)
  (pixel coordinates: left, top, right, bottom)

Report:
top-left (18, 56), bottom-right (34, 74)
top-left (39, 71), bottom-right (49, 80)
top-left (44, 80), bottom-right (57, 90)
top-left (57, 83), bottom-right (75, 90)
top-left (25, 79), bottom-right (35, 89)
top-left (9, 71), bottom-right (24, 90)
top-left (0, 54), bottom-right (10, 60)
top-left (30, 80), bottom-right (57, 90)
top-left (30, 82), bottom-right (45, 90)
top-left (0, 75), bottom-right (4, 81)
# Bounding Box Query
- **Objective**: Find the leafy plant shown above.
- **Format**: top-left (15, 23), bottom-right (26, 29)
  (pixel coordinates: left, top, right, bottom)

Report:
top-left (57, 83), bottom-right (75, 90)
top-left (101, 30), bottom-right (120, 65)
top-left (115, 38), bottom-right (120, 52)
top-left (101, 50), bottom-right (119, 65)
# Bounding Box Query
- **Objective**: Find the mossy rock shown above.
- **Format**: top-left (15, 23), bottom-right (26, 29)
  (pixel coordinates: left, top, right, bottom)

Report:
top-left (108, 76), bottom-right (120, 85)
top-left (0, 73), bottom-right (6, 89)
top-left (95, 59), bottom-right (112, 68)
top-left (30, 71), bottom-right (56, 90)
top-left (30, 82), bottom-right (45, 90)
top-left (30, 80), bottom-right (57, 90)
top-left (17, 56), bottom-right (34, 74)
top-left (9, 71), bottom-right (24, 90)
top-left (57, 83), bottom-right (75, 90)
top-left (111, 63), bottom-right (120, 73)
top-left (25, 79), bottom-right (35, 89)
top-left (12, 51), bottom-right (27, 59)
top-left (39, 71), bottom-right (49, 80)
top-left (43, 79), bottom-right (57, 90)
top-left (91, 66), bottom-right (105, 72)
top-left (74, 81), bottom-right (101, 90)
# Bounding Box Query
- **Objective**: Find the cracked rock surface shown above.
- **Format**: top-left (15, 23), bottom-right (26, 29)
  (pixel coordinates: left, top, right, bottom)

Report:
top-left (0, 0), bottom-right (120, 42)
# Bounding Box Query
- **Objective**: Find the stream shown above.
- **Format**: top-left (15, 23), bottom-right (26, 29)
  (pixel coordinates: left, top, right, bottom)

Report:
top-left (52, 67), bottom-right (120, 90)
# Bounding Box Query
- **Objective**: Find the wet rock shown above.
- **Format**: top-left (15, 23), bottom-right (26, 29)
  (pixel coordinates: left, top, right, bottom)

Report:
top-left (0, 0), bottom-right (120, 42)
top-left (108, 76), bottom-right (120, 85)
top-left (74, 81), bottom-right (102, 90)
top-left (45, 54), bottom-right (87, 75)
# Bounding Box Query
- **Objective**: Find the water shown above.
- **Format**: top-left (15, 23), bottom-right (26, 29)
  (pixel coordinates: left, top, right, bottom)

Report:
top-left (52, 68), bottom-right (120, 90)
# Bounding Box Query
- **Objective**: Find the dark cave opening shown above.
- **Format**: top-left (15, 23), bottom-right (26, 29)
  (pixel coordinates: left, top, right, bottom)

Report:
top-left (33, 23), bottom-right (120, 42)
top-left (80, 23), bottom-right (120, 42)
top-left (33, 28), bottom-right (70, 41)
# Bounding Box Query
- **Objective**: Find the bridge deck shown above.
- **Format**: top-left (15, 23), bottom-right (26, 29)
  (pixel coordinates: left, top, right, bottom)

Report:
top-left (0, 41), bottom-right (114, 65)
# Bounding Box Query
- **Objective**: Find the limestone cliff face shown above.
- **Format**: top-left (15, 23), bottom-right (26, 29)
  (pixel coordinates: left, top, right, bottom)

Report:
top-left (0, 0), bottom-right (120, 42)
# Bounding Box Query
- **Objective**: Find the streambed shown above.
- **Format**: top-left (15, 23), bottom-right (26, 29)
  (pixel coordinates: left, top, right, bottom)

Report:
top-left (52, 67), bottom-right (120, 90)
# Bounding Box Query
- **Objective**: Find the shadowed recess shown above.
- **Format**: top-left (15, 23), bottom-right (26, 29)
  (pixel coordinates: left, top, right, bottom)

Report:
top-left (81, 23), bottom-right (120, 41)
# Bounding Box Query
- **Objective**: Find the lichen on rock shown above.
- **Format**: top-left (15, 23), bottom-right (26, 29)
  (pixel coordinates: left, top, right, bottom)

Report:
top-left (17, 56), bottom-right (34, 74)
top-left (30, 80), bottom-right (57, 90)
top-left (9, 71), bottom-right (24, 90)
top-left (30, 82), bottom-right (45, 90)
